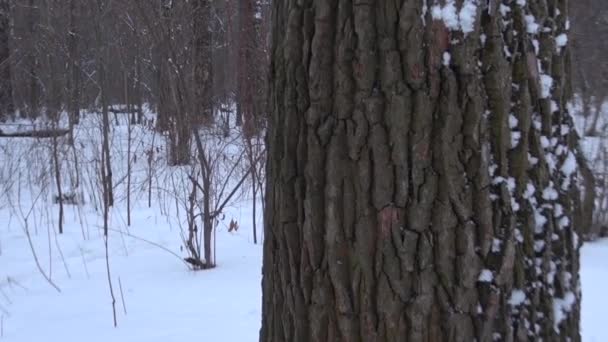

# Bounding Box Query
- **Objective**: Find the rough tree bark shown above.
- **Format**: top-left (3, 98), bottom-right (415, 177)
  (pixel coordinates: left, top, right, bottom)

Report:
top-left (262, 1), bottom-right (583, 341)
top-left (0, 0), bottom-right (13, 121)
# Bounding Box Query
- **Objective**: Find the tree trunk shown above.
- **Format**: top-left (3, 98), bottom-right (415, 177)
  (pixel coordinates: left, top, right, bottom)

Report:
top-left (261, 1), bottom-right (582, 342)
top-left (0, 0), bottom-right (13, 121)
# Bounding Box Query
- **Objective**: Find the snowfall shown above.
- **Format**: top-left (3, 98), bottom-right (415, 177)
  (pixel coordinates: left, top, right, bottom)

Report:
top-left (0, 110), bottom-right (606, 342)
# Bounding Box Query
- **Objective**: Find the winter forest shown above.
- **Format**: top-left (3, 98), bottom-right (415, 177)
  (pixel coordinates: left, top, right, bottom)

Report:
top-left (0, 0), bottom-right (607, 341)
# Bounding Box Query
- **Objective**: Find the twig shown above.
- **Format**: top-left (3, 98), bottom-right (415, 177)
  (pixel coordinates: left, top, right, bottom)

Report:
top-left (22, 220), bottom-right (61, 293)
top-left (53, 226), bottom-right (71, 279)
top-left (0, 303), bottom-right (9, 317)
top-left (6, 277), bottom-right (28, 292)
top-left (0, 287), bottom-right (11, 304)
top-left (118, 277), bottom-right (127, 315)
top-left (104, 227), bottom-right (190, 268)
top-left (47, 224), bottom-right (53, 279)
top-left (104, 235), bottom-right (117, 327)
top-left (79, 247), bottom-right (90, 279)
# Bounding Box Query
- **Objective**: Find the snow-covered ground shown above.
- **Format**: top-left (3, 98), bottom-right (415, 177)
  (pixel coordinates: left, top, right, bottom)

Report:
top-left (581, 238), bottom-right (608, 342)
top-left (0, 112), bottom-right (263, 341)
top-left (0, 204), bottom-right (262, 342)
top-left (0, 112), bottom-right (607, 341)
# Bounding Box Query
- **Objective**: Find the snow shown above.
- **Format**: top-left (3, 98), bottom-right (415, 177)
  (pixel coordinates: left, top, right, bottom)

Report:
top-left (511, 197), bottom-right (520, 212)
top-left (432, 3), bottom-right (459, 30)
top-left (459, 0), bottom-right (478, 34)
top-left (553, 291), bottom-right (576, 332)
top-left (508, 114), bottom-right (519, 129)
top-left (541, 136), bottom-right (551, 148)
top-left (532, 39), bottom-right (540, 55)
top-left (508, 289), bottom-right (526, 306)
top-left (542, 186), bottom-right (558, 201)
top-left (540, 74), bottom-right (554, 98)
top-left (478, 269), bottom-right (493, 282)
top-left (514, 228), bottom-right (524, 243)
top-left (523, 183), bottom-right (536, 200)
top-left (491, 238), bottom-right (502, 252)
top-left (561, 151), bottom-right (577, 178)
top-left (525, 15), bottom-right (539, 34)
top-left (547, 261), bottom-right (557, 285)
top-left (580, 239), bottom-right (608, 340)
top-left (551, 100), bottom-right (559, 113)
top-left (506, 177), bottom-right (516, 192)
top-left (442, 52), bottom-right (451, 66)
top-left (554, 203), bottom-right (564, 218)
top-left (492, 176), bottom-right (506, 185)
top-left (431, 0), bottom-right (478, 36)
top-left (556, 33), bottom-right (568, 49)
top-left (546, 152), bottom-right (558, 173)
top-left (528, 153), bottom-right (539, 166)
top-left (511, 130), bottom-right (521, 148)
top-left (558, 216), bottom-right (570, 230)
top-left (534, 240), bottom-right (546, 252)
top-left (534, 210), bottom-right (547, 233)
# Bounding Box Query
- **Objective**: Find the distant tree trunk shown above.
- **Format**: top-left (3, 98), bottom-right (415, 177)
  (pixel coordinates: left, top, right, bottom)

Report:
top-left (236, 101), bottom-right (243, 126)
top-left (236, 0), bottom-right (258, 137)
top-left (134, 28), bottom-right (143, 125)
top-left (211, 0), bottom-right (229, 109)
top-left (67, 0), bottom-right (80, 128)
top-left (192, 0), bottom-right (213, 125)
top-left (96, 0), bottom-right (113, 207)
top-left (44, 0), bottom-right (60, 122)
top-left (576, 145), bottom-right (596, 238)
top-left (0, 0), bottom-right (13, 121)
top-left (225, 0), bottom-right (240, 125)
top-left (585, 95), bottom-right (605, 136)
top-left (262, 1), bottom-right (582, 341)
top-left (155, 0), bottom-right (172, 132)
top-left (571, 0), bottom-right (608, 134)
top-left (25, 0), bottom-right (39, 119)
